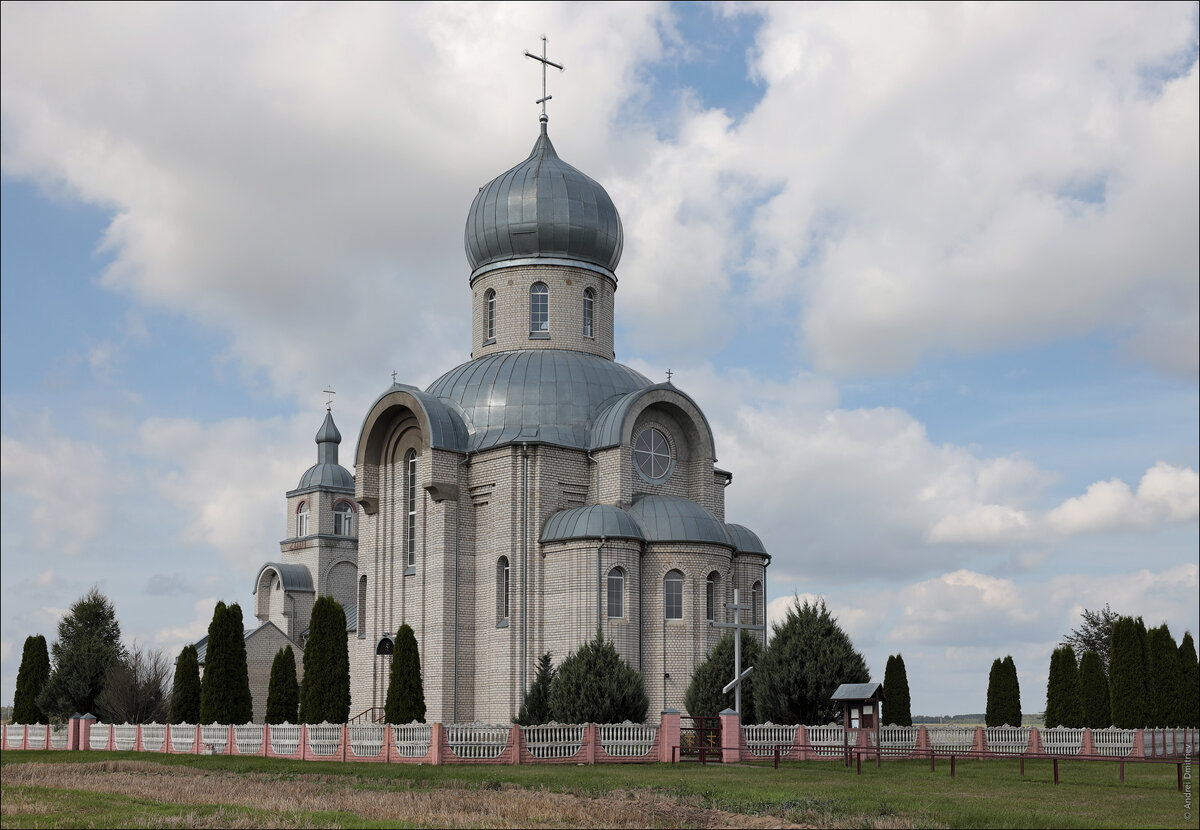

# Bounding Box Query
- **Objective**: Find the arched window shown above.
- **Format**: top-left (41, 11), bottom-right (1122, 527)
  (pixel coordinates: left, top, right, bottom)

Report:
top-left (705, 572), bottom-right (721, 622)
top-left (583, 288), bottom-right (595, 338)
top-left (334, 501), bottom-right (355, 537)
top-left (357, 575), bottom-right (367, 637)
top-left (752, 580), bottom-right (763, 625)
top-left (497, 556), bottom-right (510, 624)
top-left (405, 450), bottom-right (418, 567)
top-left (530, 282), bottom-right (549, 334)
top-left (664, 569), bottom-right (684, 620)
top-left (375, 636), bottom-right (394, 656)
top-left (484, 288), bottom-right (496, 342)
top-left (607, 567), bottom-right (625, 619)
top-left (296, 501), bottom-right (309, 537)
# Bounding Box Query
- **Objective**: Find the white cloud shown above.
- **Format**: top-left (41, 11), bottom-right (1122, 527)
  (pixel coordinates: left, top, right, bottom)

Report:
top-left (1044, 462), bottom-right (1198, 536)
top-left (151, 597), bottom-right (218, 657)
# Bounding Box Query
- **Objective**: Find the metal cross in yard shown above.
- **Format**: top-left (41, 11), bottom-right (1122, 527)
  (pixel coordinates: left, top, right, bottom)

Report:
top-left (710, 587), bottom-right (765, 717)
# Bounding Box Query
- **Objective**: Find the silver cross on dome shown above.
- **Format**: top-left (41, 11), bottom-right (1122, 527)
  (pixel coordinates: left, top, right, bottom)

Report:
top-left (525, 35), bottom-right (564, 123)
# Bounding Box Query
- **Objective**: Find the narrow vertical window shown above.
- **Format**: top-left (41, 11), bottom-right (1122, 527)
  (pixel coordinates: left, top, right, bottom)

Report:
top-left (406, 450), bottom-right (418, 567)
top-left (334, 501), bottom-right (354, 536)
top-left (497, 556), bottom-right (510, 623)
top-left (705, 572), bottom-right (720, 622)
top-left (357, 575), bottom-right (367, 636)
top-left (530, 282), bottom-right (549, 334)
top-left (296, 501), bottom-right (309, 537)
top-left (752, 580), bottom-right (763, 625)
top-left (664, 569), bottom-right (684, 620)
top-left (607, 567), bottom-right (625, 619)
top-left (583, 288), bottom-right (595, 338)
top-left (484, 288), bottom-right (496, 342)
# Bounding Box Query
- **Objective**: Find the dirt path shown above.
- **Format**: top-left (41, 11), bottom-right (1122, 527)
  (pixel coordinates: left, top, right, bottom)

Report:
top-left (2, 761), bottom-right (809, 828)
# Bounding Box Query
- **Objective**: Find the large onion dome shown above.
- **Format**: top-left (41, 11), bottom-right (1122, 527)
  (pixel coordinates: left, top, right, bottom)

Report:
top-left (464, 123), bottom-right (623, 277)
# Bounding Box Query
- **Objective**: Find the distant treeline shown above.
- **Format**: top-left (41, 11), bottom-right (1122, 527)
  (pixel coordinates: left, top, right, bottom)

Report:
top-left (914, 713), bottom-right (1042, 726)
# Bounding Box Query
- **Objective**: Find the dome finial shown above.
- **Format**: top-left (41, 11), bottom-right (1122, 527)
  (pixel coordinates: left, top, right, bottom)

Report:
top-left (524, 35), bottom-right (563, 126)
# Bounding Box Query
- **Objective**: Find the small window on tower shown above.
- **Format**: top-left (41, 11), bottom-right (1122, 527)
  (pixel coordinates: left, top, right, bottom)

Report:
top-left (583, 288), bottom-right (595, 338)
top-left (607, 567), bottom-right (625, 619)
top-left (705, 571), bottom-right (720, 622)
top-left (665, 569), bottom-right (684, 620)
top-left (497, 556), bottom-right (510, 625)
top-left (530, 282), bottom-right (549, 334)
top-left (334, 501), bottom-right (355, 536)
top-left (296, 502), bottom-right (309, 537)
top-left (484, 288), bottom-right (496, 342)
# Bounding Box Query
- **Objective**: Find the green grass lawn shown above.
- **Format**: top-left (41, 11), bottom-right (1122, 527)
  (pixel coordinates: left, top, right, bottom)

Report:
top-left (2, 749), bottom-right (1196, 829)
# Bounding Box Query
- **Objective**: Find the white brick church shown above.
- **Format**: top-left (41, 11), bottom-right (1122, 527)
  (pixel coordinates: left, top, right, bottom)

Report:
top-left (245, 110), bottom-right (770, 724)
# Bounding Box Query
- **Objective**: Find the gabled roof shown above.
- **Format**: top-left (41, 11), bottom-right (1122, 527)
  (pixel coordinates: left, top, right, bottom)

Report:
top-left (831, 682), bottom-right (884, 701)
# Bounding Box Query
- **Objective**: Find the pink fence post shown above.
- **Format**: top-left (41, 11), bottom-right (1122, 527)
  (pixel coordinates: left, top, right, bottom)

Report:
top-left (972, 727), bottom-right (986, 754)
top-left (106, 723), bottom-right (116, 752)
top-left (430, 723), bottom-right (444, 766)
top-left (796, 725), bottom-right (812, 760)
top-left (510, 724), bottom-right (522, 765)
top-left (1128, 730), bottom-right (1146, 758)
top-left (135, 725), bottom-right (145, 753)
top-left (585, 723), bottom-right (598, 765)
top-left (301, 724), bottom-right (310, 761)
top-left (1081, 728), bottom-right (1096, 757)
top-left (1027, 727), bottom-right (1045, 756)
top-left (719, 709), bottom-right (741, 764)
top-left (659, 710), bottom-right (681, 763)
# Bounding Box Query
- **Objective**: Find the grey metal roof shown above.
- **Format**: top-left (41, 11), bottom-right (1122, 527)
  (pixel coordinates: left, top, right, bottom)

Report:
top-left (725, 523), bottom-right (768, 555)
top-left (291, 410), bottom-right (354, 493)
top-left (588, 384), bottom-right (717, 452)
top-left (427, 350), bottom-right (652, 452)
top-left (465, 123), bottom-right (623, 277)
top-left (627, 494), bottom-right (733, 547)
top-left (253, 563), bottom-right (315, 595)
top-left (831, 682), bottom-right (884, 701)
top-left (360, 383), bottom-right (472, 453)
top-left (541, 504), bottom-right (646, 543)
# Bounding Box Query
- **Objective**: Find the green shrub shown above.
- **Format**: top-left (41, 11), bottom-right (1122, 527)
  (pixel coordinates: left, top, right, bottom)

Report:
top-left (13, 635), bottom-right (51, 724)
top-left (170, 644), bottom-right (201, 724)
top-left (882, 654), bottom-right (912, 726)
top-left (685, 631), bottom-right (763, 723)
top-left (549, 629), bottom-right (647, 724)
top-left (299, 596), bottom-right (350, 724)
top-left (384, 623), bottom-right (425, 724)
top-left (517, 652), bottom-right (555, 726)
top-left (265, 646), bottom-right (299, 724)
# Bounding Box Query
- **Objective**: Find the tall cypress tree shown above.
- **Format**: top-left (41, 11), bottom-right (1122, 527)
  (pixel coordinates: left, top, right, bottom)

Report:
top-left (199, 601), bottom-right (228, 724)
top-left (384, 623), bottom-right (426, 724)
top-left (1078, 650), bottom-right (1111, 728)
top-left (1002, 655), bottom-right (1022, 726)
top-left (985, 658), bottom-right (1005, 727)
top-left (882, 654), bottom-right (912, 726)
top-left (265, 646), bottom-right (299, 724)
top-left (13, 635), bottom-right (51, 724)
top-left (299, 596), bottom-right (350, 724)
top-left (1109, 616), bottom-right (1145, 728)
top-left (1145, 624), bottom-right (1180, 727)
top-left (170, 644), bottom-right (201, 724)
top-left (1178, 632), bottom-right (1199, 728)
top-left (198, 602), bottom-right (252, 724)
top-left (1045, 646), bottom-right (1082, 728)
top-left (223, 603), bottom-right (253, 724)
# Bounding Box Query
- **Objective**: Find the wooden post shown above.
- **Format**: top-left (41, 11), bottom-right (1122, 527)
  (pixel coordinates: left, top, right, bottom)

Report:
top-left (1053, 757), bottom-right (1059, 785)
top-left (1020, 756), bottom-right (1024, 776)
top-left (856, 751), bottom-right (861, 775)
top-left (951, 755), bottom-right (955, 778)
top-left (1119, 759), bottom-right (1124, 782)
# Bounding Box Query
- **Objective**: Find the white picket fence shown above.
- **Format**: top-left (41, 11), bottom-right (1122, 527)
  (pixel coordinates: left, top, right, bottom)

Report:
top-left (446, 723), bottom-right (509, 759)
top-left (392, 723), bottom-right (432, 758)
top-left (1041, 727), bottom-right (1083, 755)
top-left (743, 723), bottom-right (797, 757)
top-left (1093, 728), bottom-right (1134, 757)
top-left (6, 725), bottom-right (25, 749)
top-left (807, 724), bottom-right (851, 756)
top-left (235, 724), bottom-right (262, 755)
top-left (878, 725), bottom-right (919, 749)
top-left (170, 723), bottom-right (196, 753)
top-left (985, 726), bottom-right (1029, 755)
top-left (307, 723), bottom-right (342, 756)
top-left (269, 723), bottom-right (302, 756)
top-left (88, 722), bottom-right (109, 750)
top-left (598, 722), bottom-right (657, 757)
top-left (522, 723), bottom-right (584, 759)
top-left (348, 724), bottom-right (385, 758)
top-left (114, 724), bottom-right (138, 751)
top-left (50, 725), bottom-right (69, 750)
top-left (927, 726), bottom-right (974, 752)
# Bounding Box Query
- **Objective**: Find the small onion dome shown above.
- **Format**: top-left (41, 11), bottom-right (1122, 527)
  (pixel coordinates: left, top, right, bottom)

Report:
top-left (464, 123), bottom-right (623, 278)
top-left (627, 494), bottom-right (733, 547)
top-left (541, 504), bottom-right (645, 544)
top-left (294, 410), bottom-right (354, 493)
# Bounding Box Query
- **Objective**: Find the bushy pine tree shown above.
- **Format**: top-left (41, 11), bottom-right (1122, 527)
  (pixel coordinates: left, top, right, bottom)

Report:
top-left (265, 646), bottom-right (299, 724)
top-left (384, 623), bottom-right (425, 724)
top-left (170, 644), bottom-right (201, 724)
top-left (516, 652), bottom-right (556, 725)
top-left (37, 588), bottom-right (123, 720)
top-left (1109, 615), bottom-right (1146, 728)
top-left (1145, 624), bottom-right (1181, 727)
top-left (1044, 646), bottom-right (1083, 728)
top-left (1178, 632), bottom-right (1199, 728)
top-left (882, 654), bottom-right (912, 726)
top-left (13, 635), bottom-right (51, 724)
top-left (1078, 650), bottom-right (1111, 729)
top-left (299, 596), bottom-right (350, 724)
top-left (754, 597), bottom-right (868, 725)
top-left (1002, 656), bottom-right (1022, 726)
top-left (548, 629), bottom-right (648, 724)
top-left (684, 631), bottom-right (763, 724)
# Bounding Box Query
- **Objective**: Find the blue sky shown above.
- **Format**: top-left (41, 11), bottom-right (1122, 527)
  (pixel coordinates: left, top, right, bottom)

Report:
top-left (2, 2), bottom-right (1197, 716)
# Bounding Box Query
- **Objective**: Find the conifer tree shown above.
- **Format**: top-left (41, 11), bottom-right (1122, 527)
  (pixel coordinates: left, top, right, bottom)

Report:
top-left (224, 603), bottom-right (253, 723)
top-left (881, 654), bottom-right (912, 726)
top-left (1002, 655), bottom-right (1022, 726)
top-left (754, 597), bottom-right (868, 725)
top-left (1178, 632), bottom-right (1199, 728)
top-left (1078, 650), bottom-right (1111, 729)
top-left (13, 635), bottom-right (51, 724)
top-left (1045, 645), bottom-right (1082, 728)
top-left (299, 596), bottom-right (350, 724)
top-left (384, 623), bottom-right (425, 724)
top-left (1145, 624), bottom-right (1181, 727)
top-left (684, 631), bottom-right (763, 724)
top-left (199, 601), bottom-right (253, 724)
top-left (985, 658), bottom-right (1005, 727)
top-left (265, 646), bottom-right (299, 724)
top-left (1109, 616), bottom-right (1146, 728)
top-left (548, 629), bottom-right (648, 724)
top-left (170, 644), bottom-right (201, 724)
top-left (517, 652), bottom-right (556, 726)
top-left (36, 588), bottom-right (124, 720)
